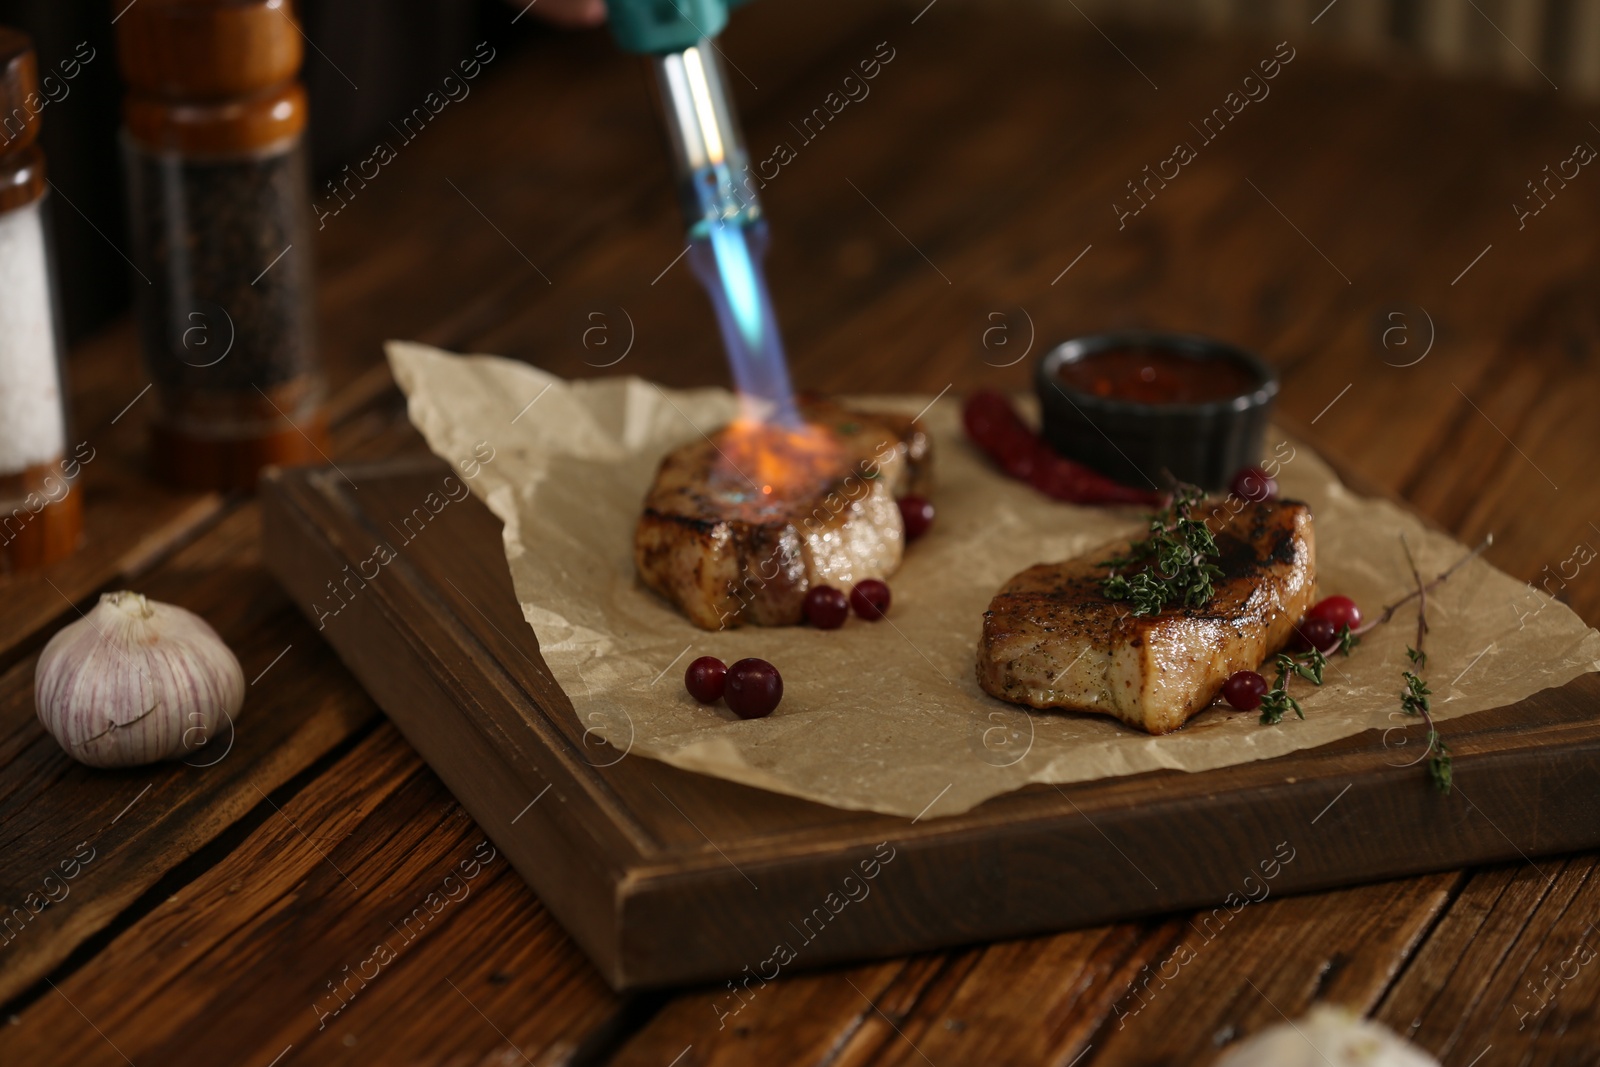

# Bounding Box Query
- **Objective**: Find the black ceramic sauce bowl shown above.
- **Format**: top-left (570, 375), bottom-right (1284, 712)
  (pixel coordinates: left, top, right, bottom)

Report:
top-left (1035, 331), bottom-right (1278, 491)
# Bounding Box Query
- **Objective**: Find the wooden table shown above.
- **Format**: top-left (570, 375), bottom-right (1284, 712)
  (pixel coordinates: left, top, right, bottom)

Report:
top-left (4, 3), bottom-right (1599, 1063)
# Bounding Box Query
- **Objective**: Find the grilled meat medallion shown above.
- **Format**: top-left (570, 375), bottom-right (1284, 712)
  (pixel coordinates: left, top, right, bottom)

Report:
top-left (977, 500), bottom-right (1316, 734)
top-left (635, 398), bottom-right (932, 630)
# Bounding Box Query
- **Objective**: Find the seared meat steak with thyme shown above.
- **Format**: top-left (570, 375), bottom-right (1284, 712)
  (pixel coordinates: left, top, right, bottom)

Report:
top-left (977, 499), bottom-right (1316, 734)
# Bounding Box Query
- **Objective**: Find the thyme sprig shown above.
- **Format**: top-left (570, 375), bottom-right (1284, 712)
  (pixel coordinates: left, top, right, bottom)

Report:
top-left (1394, 535), bottom-right (1453, 793)
top-left (1258, 635), bottom-right (1343, 725)
top-left (1352, 533), bottom-right (1493, 635)
top-left (1100, 484), bottom-right (1224, 616)
top-left (1252, 532), bottom-right (1485, 794)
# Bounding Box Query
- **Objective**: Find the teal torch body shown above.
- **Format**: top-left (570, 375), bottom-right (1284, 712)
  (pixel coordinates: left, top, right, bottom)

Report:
top-left (604, 0), bottom-right (748, 55)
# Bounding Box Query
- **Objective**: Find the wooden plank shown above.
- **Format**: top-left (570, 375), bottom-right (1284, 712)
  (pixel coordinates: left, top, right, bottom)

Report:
top-left (839, 926), bottom-right (1166, 1067)
top-left (1078, 873), bottom-right (1461, 1063)
top-left (260, 455), bottom-right (1600, 990)
top-left (607, 957), bottom-right (943, 1067)
top-left (0, 499), bottom-right (380, 1006)
top-left (0, 723), bottom-right (624, 1066)
top-left (607, 922), bottom-right (1170, 1067)
top-left (627, 870), bottom-right (1445, 1067)
top-left (0, 408), bottom-right (438, 1008)
top-left (607, 873), bottom-right (1452, 1065)
top-left (1373, 855), bottom-right (1600, 1063)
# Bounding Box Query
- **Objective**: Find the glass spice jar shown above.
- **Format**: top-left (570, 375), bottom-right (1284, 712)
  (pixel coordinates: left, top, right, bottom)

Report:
top-left (0, 29), bottom-right (83, 572)
top-left (117, 0), bottom-right (328, 491)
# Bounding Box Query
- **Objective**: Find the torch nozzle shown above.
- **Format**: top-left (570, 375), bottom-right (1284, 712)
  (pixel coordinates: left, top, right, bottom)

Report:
top-left (651, 41), bottom-right (761, 236)
top-left (649, 39), bottom-right (800, 428)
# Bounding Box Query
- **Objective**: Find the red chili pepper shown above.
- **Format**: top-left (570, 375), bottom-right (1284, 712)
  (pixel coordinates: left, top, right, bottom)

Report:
top-left (963, 391), bottom-right (1166, 508)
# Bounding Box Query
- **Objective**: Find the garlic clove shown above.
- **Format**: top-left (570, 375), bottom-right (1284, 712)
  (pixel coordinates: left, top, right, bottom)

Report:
top-left (35, 591), bottom-right (245, 768)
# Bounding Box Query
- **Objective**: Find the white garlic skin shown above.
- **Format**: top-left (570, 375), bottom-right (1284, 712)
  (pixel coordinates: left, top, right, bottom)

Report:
top-left (35, 592), bottom-right (245, 768)
top-left (1217, 1006), bottom-right (1439, 1067)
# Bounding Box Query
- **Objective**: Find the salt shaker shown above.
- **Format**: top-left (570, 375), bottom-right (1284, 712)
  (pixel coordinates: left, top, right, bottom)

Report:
top-left (0, 29), bottom-right (83, 572)
top-left (118, 0), bottom-right (328, 491)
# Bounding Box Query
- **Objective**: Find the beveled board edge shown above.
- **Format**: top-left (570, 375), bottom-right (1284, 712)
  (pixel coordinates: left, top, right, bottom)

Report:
top-left (261, 465), bottom-right (634, 982)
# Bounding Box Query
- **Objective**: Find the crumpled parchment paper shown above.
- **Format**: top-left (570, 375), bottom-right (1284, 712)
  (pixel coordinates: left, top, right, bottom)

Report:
top-left (388, 341), bottom-right (1600, 819)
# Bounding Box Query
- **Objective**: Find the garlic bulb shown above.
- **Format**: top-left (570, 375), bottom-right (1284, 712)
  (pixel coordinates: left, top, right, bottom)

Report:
top-left (1217, 1006), bottom-right (1439, 1067)
top-left (35, 592), bottom-right (245, 768)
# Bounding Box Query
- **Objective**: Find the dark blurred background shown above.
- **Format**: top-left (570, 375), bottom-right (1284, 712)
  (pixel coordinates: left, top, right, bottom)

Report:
top-left (0, 0), bottom-right (546, 345)
top-left (5, 0), bottom-right (1596, 347)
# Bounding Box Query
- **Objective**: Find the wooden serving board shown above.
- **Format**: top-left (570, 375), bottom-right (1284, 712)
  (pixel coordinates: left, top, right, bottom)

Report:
top-left (261, 458), bottom-right (1600, 991)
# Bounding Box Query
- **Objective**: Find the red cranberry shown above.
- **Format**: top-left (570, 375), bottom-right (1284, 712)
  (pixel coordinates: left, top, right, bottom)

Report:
top-left (803, 585), bottom-right (849, 629)
top-left (725, 658), bottom-right (783, 719)
top-left (850, 579), bottom-right (892, 620)
top-left (898, 495), bottom-right (935, 542)
top-left (1292, 616), bottom-right (1339, 653)
top-left (1230, 465), bottom-right (1278, 503)
top-left (1306, 595), bottom-right (1362, 634)
top-left (1222, 670), bottom-right (1268, 711)
top-left (684, 656), bottom-right (727, 704)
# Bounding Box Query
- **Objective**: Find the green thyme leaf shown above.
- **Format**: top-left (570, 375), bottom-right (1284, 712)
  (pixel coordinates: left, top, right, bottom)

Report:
top-left (1294, 647), bottom-right (1328, 686)
top-left (1337, 624), bottom-right (1359, 656)
top-left (1258, 683), bottom-right (1302, 725)
top-left (1428, 734), bottom-right (1453, 794)
top-left (1099, 484), bottom-right (1222, 616)
top-left (1400, 670), bottom-right (1431, 717)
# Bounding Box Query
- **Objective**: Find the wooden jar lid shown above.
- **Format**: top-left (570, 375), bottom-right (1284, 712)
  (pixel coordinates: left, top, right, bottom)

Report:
top-left (118, 0), bottom-right (307, 154)
top-left (0, 28), bottom-right (40, 154)
top-left (117, 0), bottom-right (303, 99)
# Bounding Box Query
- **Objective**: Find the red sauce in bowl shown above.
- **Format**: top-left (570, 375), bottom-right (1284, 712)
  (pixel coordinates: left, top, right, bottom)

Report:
top-left (1056, 346), bottom-right (1260, 405)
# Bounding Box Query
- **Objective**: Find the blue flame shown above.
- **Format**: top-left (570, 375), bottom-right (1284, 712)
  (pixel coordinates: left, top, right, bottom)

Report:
top-left (707, 218), bottom-right (764, 351)
top-left (685, 165), bottom-right (798, 426)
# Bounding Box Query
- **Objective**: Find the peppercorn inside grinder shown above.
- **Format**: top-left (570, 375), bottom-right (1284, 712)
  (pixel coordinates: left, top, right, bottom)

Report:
top-left (0, 29), bottom-right (83, 572)
top-left (117, 0), bottom-right (328, 492)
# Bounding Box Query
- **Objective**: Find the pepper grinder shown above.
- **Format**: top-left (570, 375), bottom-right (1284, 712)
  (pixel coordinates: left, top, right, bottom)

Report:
top-left (118, 0), bottom-right (328, 491)
top-left (0, 29), bottom-right (83, 572)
